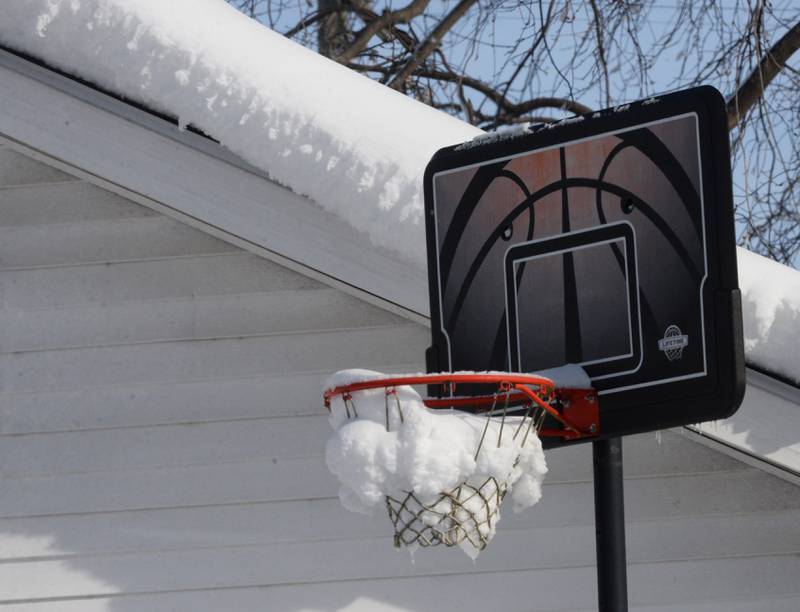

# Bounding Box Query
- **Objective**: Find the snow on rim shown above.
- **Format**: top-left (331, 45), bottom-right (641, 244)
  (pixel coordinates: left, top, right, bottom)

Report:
top-left (0, 0), bottom-right (480, 269)
top-left (324, 369), bottom-right (549, 559)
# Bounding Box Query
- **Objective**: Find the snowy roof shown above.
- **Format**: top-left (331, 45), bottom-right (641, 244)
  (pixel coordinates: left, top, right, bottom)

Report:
top-left (1, 0), bottom-right (798, 385)
top-left (738, 248), bottom-right (800, 385)
top-left (0, 0), bottom-right (479, 268)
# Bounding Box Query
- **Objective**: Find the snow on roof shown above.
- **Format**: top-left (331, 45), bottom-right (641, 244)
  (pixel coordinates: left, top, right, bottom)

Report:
top-left (738, 248), bottom-right (800, 385)
top-left (0, 0), bottom-right (479, 268)
top-left (2, 1), bottom-right (798, 385)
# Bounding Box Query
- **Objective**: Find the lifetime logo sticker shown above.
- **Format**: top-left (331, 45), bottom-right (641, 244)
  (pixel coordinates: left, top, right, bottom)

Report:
top-left (658, 325), bottom-right (689, 361)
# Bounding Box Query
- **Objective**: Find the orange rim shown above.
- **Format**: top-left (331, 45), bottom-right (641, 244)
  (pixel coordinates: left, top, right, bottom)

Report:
top-left (323, 372), bottom-right (598, 440)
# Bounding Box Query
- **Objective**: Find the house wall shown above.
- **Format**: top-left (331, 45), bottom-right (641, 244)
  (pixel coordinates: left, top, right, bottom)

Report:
top-left (1, 148), bottom-right (799, 611)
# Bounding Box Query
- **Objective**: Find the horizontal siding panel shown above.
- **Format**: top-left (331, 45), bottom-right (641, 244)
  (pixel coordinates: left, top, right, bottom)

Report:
top-left (0, 367), bottom-right (422, 434)
top-left (0, 182), bottom-right (154, 227)
top-left (5, 599), bottom-right (800, 612)
top-left (0, 455), bottom-right (328, 519)
top-left (0, 424), bottom-right (744, 480)
top-left (543, 430), bottom-right (744, 480)
top-left (0, 562), bottom-right (594, 609)
top-left (0, 252), bottom-right (322, 309)
top-left (2, 557), bottom-right (799, 611)
top-left (0, 415), bottom-right (325, 477)
top-left (1, 482), bottom-right (797, 562)
top-left (0, 148), bottom-right (75, 186)
top-left (0, 325), bottom-right (430, 393)
top-left (1, 288), bottom-right (406, 352)
top-left (2, 458), bottom-right (796, 520)
top-left (626, 511), bottom-right (800, 561)
top-left (0, 495), bottom-right (599, 562)
top-left (0, 499), bottom-right (355, 560)
top-left (631, 597), bottom-right (800, 612)
top-left (0, 530), bottom-right (591, 600)
top-left (0, 215), bottom-right (237, 269)
top-left (0, 529), bottom-right (798, 603)
top-left (627, 554), bottom-right (800, 607)
top-left (619, 468), bottom-right (800, 517)
top-left (0, 469), bottom-right (727, 553)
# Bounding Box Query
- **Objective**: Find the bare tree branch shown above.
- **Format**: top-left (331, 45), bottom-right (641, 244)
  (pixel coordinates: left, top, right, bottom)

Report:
top-left (388, 0), bottom-right (478, 90)
top-left (352, 62), bottom-right (591, 119)
top-left (513, 96), bottom-right (592, 116)
top-left (587, 0), bottom-right (610, 106)
top-left (352, 4), bottom-right (418, 52)
top-left (727, 19), bottom-right (800, 130)
top-left (491, 1), bottom-right (556, 128)
top-left (285, 4), bottom-right (347, 39)
top-left (334, 0), bottom-right (429, 64)
top-left (287, 2), bottom-right (417, 55)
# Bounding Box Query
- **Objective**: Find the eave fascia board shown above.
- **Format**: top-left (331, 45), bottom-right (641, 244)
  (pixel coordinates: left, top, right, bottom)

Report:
top-left (0, 47), bottom-right (430, 322)
top-left (686, 368), bottom-right (800, 482)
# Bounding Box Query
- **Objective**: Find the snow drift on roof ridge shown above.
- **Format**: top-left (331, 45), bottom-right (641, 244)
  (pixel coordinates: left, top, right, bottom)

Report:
top-left (0, 0), bottom-right (480, 268)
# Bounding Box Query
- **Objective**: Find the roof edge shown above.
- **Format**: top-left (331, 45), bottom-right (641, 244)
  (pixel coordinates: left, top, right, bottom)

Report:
top-left (746, 363), bottom-right (800, 393)
top-left (0, 44), bottom-right (282, 186)
top-left (0, 46), bottom-right (430, 322)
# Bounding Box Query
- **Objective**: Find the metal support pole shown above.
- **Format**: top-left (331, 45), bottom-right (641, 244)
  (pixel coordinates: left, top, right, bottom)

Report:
top-left (593, 437), bottom-right (628, 611)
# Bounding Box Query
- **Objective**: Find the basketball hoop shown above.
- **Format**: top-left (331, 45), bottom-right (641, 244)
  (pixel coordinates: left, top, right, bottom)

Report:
top-left (324, 372), bottom-right (599, 553)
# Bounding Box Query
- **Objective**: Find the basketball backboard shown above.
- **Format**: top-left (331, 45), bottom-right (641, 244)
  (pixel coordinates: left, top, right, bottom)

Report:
top-left (424, 86), bottom-right (745, 446)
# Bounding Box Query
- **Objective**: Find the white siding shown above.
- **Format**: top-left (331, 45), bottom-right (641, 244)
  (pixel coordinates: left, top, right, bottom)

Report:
top-left (1, 149), bottom-right (799, 611)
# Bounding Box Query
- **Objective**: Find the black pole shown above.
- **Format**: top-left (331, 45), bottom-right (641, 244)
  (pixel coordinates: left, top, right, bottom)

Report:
top-left (593, 436), bottom-right (628, 611)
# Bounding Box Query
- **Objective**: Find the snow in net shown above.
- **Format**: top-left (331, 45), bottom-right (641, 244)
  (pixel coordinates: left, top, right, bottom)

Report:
top-left (0, 0), bottom-right (481, 269)
top-left (324, 369), bottom-right (556, 559)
